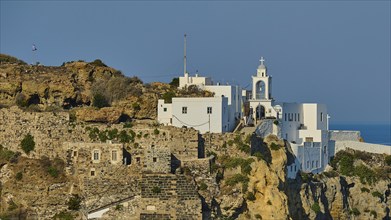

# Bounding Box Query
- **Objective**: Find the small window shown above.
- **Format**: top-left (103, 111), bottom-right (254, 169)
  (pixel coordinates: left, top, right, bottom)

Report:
top-left (112, 150), bottom-right (117, 161)
top-left (163, 107), bottom-right (167, 112)
top-left (93, 150), bottom-right (99, 160)
top-left (73, 151), bottom-right (77, 157)
top-left (298, 113), bottom-right (300, 122)
top-left (305, 137), bottom-right (314, 142)
top-left (91, 170), bottom-right (95, 176)
top-left (294, 165), bottom-right (296, 172)
top-left (153, 157), bottom-right (157, 162)
top-left (321, 112), bottom-right (323, 122)
top-left (307, 161), bottom-right (309, 168)
top-left (312, 161), bottom-right (314, 168)
top-left (136, 157), bottom-right (141, 163)
top-left (290, 166), bottom-right (293, 172)
top-left (207, 107), bottom-right (212, 114)
top-left (182, 107), bottom-right (187, 114)
top-left (316, 160), bottom-right (319, 168)
top-left (284, 113), bottom-right (287, 121)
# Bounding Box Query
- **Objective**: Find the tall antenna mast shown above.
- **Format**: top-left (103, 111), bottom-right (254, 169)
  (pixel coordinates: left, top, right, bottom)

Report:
top-left (184, 33), bottom-right (187, 76)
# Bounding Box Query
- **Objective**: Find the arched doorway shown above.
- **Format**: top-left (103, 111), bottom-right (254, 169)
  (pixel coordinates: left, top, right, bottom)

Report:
top-left (256, 105), bottom-right (265, 120)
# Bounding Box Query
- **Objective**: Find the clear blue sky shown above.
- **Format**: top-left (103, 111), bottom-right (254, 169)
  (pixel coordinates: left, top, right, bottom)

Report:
top-left (1, 1), bottom-right (390, 124)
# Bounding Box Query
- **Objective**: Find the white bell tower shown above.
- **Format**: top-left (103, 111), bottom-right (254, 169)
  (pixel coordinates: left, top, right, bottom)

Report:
top-left (252, 57), bottom-right (272, 101)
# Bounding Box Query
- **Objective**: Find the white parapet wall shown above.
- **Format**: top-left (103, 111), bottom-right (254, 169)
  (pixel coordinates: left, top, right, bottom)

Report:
top-left (334, 141), bottom-right (391, 155)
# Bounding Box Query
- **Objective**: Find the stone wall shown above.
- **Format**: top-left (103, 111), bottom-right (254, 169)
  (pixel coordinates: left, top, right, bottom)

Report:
top-left (0, 107), bottom-right (200, 162)
top-left (142, 145), bottom-right (171, 174)
top-left (329, 130), bottom-right (361, 142)
top-left (333, 141), bottom-right (390, 155)
top-left (140, 174), bottom-right (202, 219)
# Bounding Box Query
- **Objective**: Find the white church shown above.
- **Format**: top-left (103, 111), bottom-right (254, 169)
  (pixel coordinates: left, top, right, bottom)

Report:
top-left (157, 56), bottom-right (330, 177)
top-left (157, 36), bottom-right (390, 178)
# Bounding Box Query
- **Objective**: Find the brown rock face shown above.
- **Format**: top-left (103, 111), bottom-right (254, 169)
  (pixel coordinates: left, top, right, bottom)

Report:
top-left (0, 61), bottom-right (121, 109)
top-left (74, 107), bottom-right (123, 123)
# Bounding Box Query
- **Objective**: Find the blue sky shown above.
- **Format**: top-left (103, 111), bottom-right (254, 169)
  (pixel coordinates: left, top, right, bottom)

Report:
top-left (1, 1), bottom-right (390, 124)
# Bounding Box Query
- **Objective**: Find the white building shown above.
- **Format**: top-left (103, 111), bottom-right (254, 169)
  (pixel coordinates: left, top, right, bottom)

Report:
top-left (243, 57), bottom-right (330, 178)
top-left (281, 103), bottom-right (330, 178)
top-left (158, 97), bottom-right (229, 133)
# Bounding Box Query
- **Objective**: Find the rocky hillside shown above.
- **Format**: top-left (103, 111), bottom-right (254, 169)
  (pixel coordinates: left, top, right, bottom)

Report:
top-left (0, 54), bottom-right (213, 122)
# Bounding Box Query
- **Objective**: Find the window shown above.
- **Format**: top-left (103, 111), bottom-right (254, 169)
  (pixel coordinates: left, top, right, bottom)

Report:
top-left (136, 157), bottom-right (141, 163)
top-left (305, 137), bottom-right (313, 142)
top-left (294, 113), bottom-right (296, 121)
top-left (163, 108), bottom-right (167, 112)
top-left (316, 160), bottom-right (319, 168)
top-left (307, 161), bottom-right (309, 168)
top-left (294, 165), bottom-right (296, 172)
top-left (91, 170), bottom-right (95, 176)
top-left (298, 113), bottom-right (300, 122)
top-left (112, 150), bottom-right (117, 161)
top-left (93, 150), bottom-right (99, 160)
top-left (153, 157), bottom-right (157, 162)
top-left (321, 112), bottom-right (323, 122)
top-left (207, 107), bottom-right (212, 114)
top-left (182, 107), bottom-right (187, 114)
top-left (285, 113), bottom-right (287, 121)
top-left (73, 151), bottom-right (77, 157)
top-left (290, 166), bottom-right (293, 172)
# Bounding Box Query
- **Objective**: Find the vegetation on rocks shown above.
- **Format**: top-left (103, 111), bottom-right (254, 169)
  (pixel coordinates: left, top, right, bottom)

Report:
top-left (20, 133), bottom-right (35, 154)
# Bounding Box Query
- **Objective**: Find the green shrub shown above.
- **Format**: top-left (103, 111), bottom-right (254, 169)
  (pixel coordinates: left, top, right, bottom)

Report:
top-left (223, 157), bottom-right (254, 175)
top-left (385, 155), bottom-right (391, 166)
top-left (92, 93), bottom-right (110, 108)
top-left (123, 122), bottom-right (133, 128)
top-left (152, 186), bottom-right (161, 194)
top-left (354, 164), bottom-right (376, 184)
top-left (115, 204), bottom-right (123, 210)
top-left (53, 211), bottom-right (74, 220)
top-left (162, 91), bottom-right (176, 103)
top-left (98, 131), bottom-right (108, 142)
top-left (339, 155), bottom-right (354, 176)
top-left (15, 93), bottom-right (28, 107)
top-left (273, 120), bottom-right (279, 125)
top-left (270, 142), bottom-right (281, 151)
top-left (21, 133), bottom-right (35, 154)
top-left (225, 174), bottom-right (249, 186)
top-left (169, 77), bottom-right (179, 87)
top-left (237, 143), bottom-right (251, 154)
top-left (267, 200), bottom-right (272, 205)
top-left (246, 192), bottom-right (256, 201)
top-left (90, 59), bottom-right (107, 67)
top-left (48, 166), bottom-right (59, 178)
top-left (153, 128), bottom-right (160, 135)
top-left (227, 140), bottom-right (234, 146)
top-left (118, 130), bottom-right (131, 143)
top-left (370, 210), bottom-right (377, 218)
top-left (199, 182), bottom-right (208, 191)
top-left (67, 194), bottom-right (82, 211)
top-left (107, 129), bottom-right (118, 140)
top-left (132, 103), bottom-right (141, 111)
top-left (350, 208), bottom-right (360, 216)
top-left (311, 202), bottom-right (321, 213)
top-left (15, 171), bottom-right (23, 180)
top-left (253, 152), bottom-right (264, 161)
top-left (0, 145), bottom-right (16, 162)
top-left (89, 127), bottom-right (99, 140)
top-left (371, 191), bottom-right (382, 199)
top-left (254, 214), bottom-right (262, 219)
top-left (360, 187), bottom-right (370, 193)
